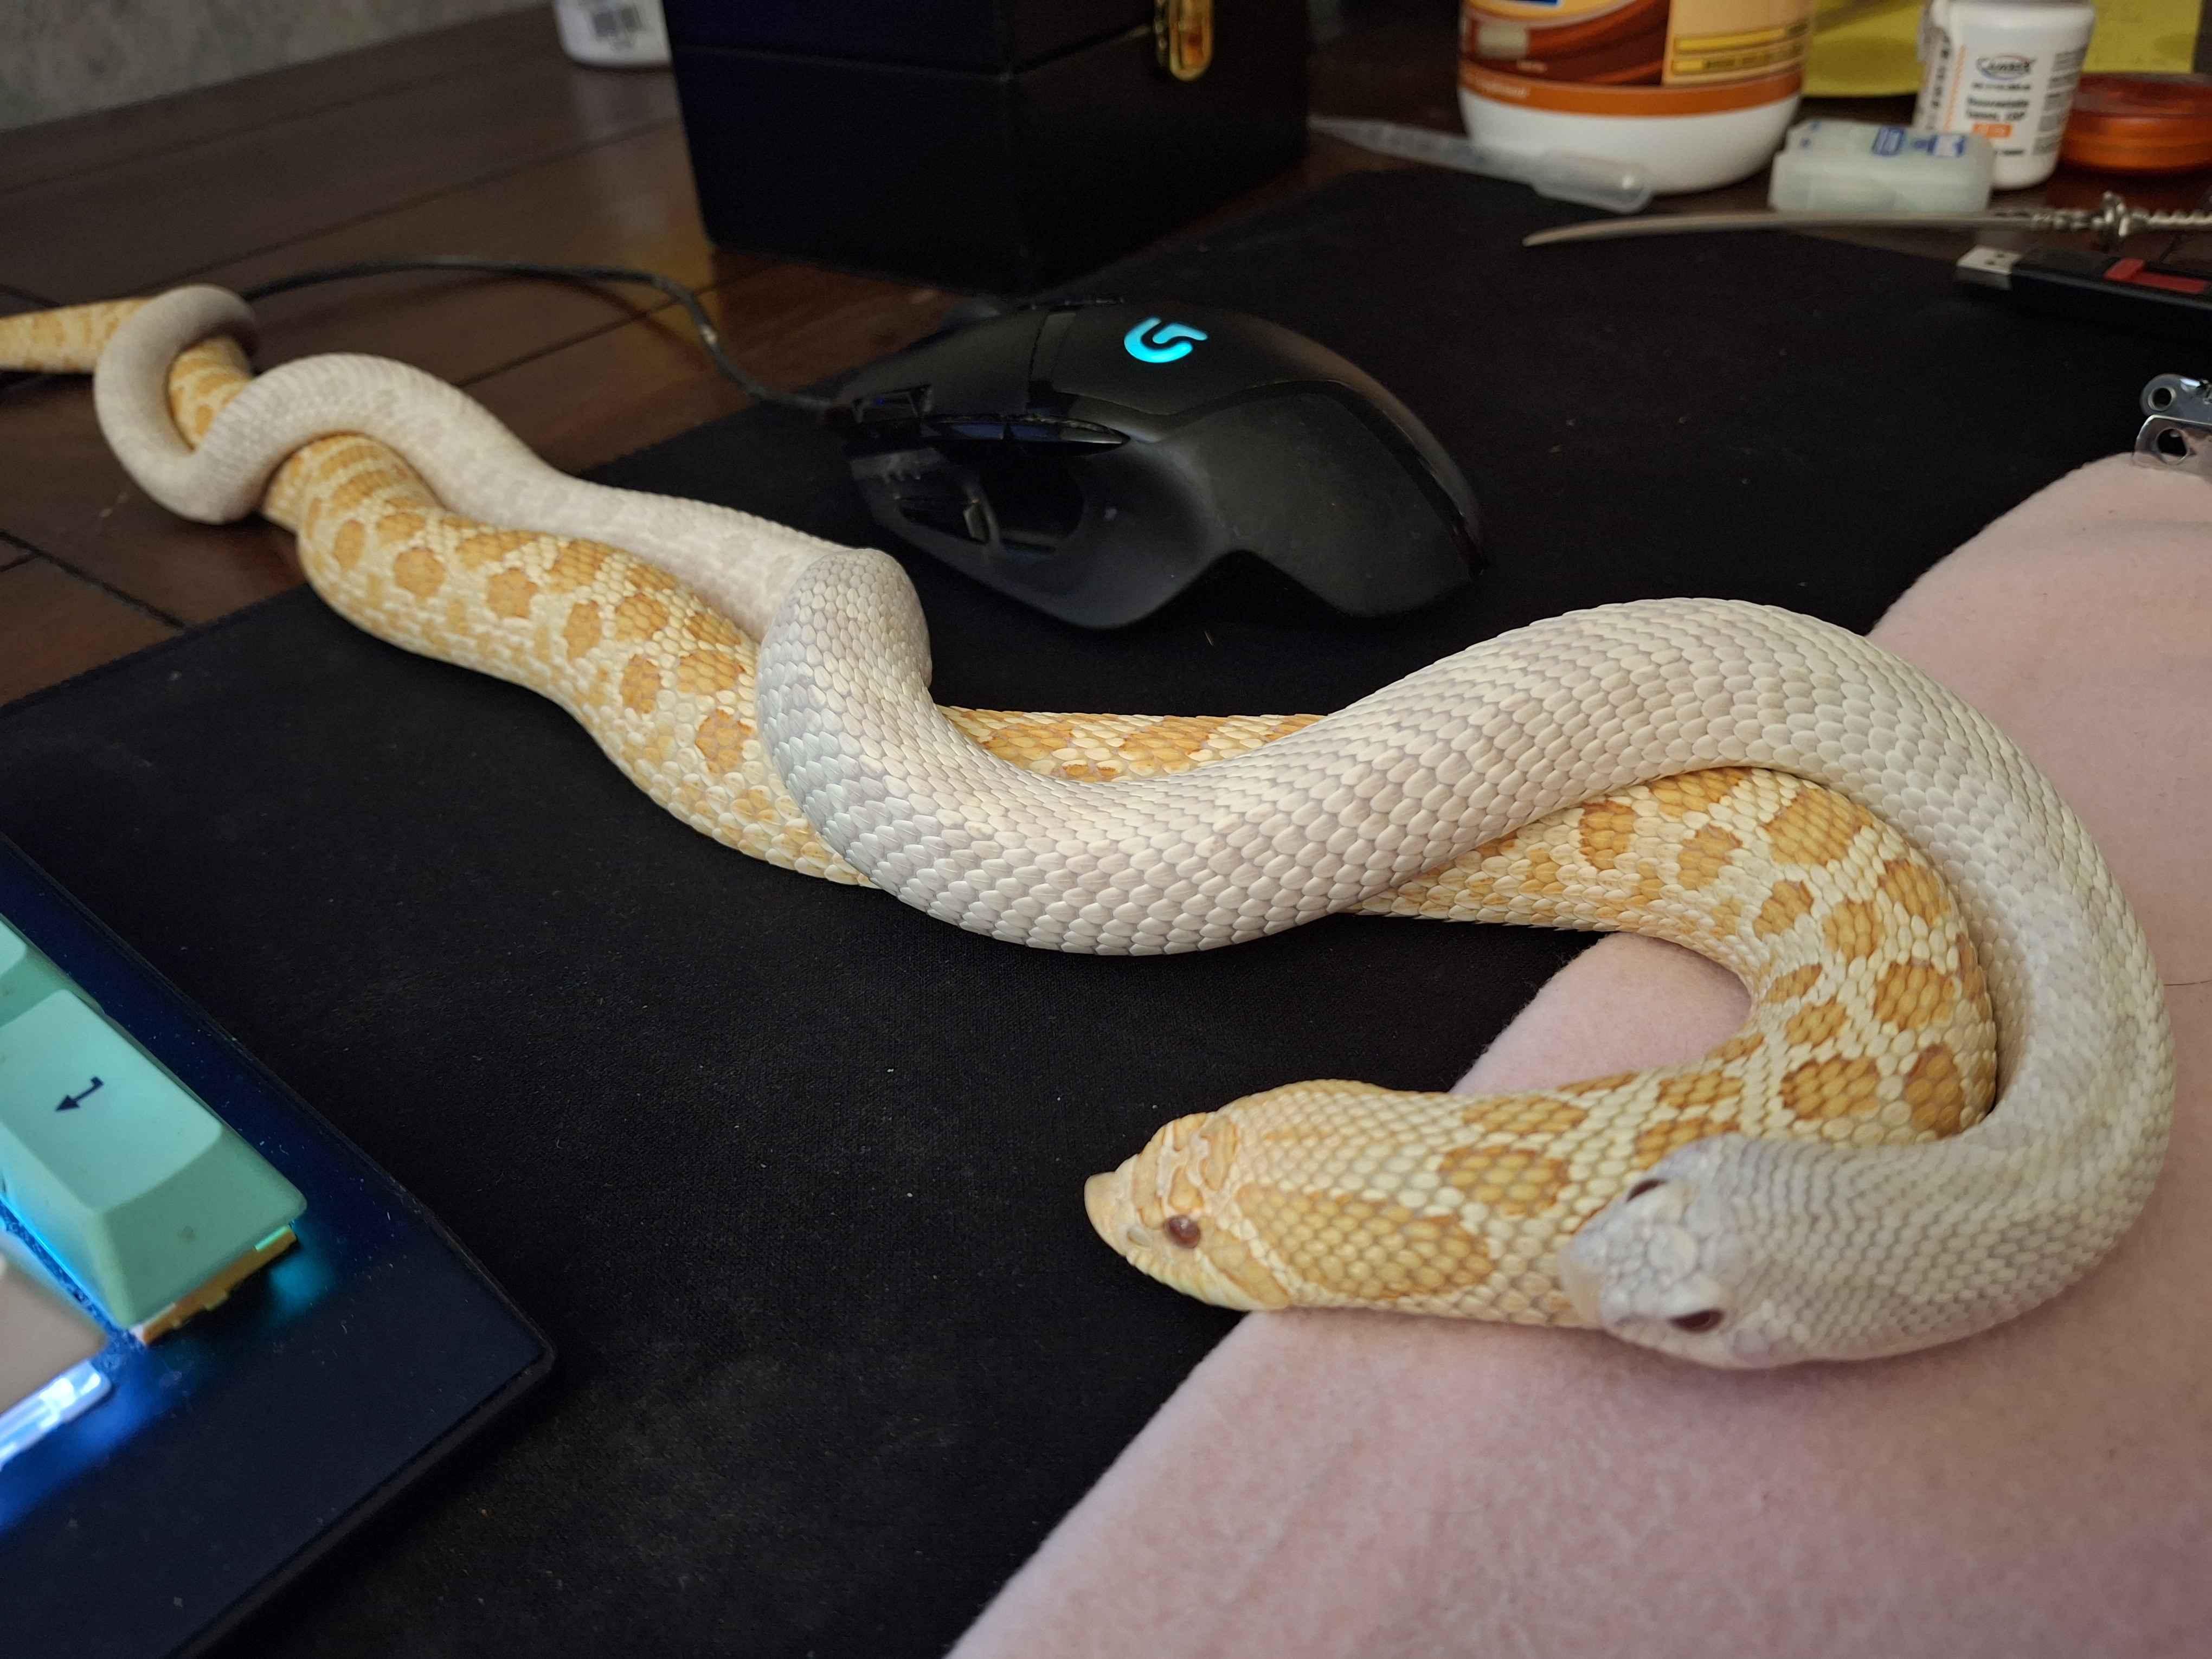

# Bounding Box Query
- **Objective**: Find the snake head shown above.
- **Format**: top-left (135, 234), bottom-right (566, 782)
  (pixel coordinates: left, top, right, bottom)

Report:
top-left (1084, 1113), bottom-right (1291, 1312)
top-left (1557, 1136), bottom-right (1791, 1368)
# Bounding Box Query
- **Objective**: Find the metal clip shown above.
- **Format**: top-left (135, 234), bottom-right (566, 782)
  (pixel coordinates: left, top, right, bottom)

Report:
top-left (2134, 375), bottom-right (2212, 479)
top-left (1155, 0), bottom-right (1214, 80)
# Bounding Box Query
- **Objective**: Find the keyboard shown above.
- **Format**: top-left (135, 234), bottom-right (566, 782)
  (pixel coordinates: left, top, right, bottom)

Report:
top-left (0, 834), bottom-right (551, 1656)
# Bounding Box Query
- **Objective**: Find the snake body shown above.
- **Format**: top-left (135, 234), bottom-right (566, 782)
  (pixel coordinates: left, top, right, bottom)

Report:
top-left (1, 288), bottom-right (2172, 1366)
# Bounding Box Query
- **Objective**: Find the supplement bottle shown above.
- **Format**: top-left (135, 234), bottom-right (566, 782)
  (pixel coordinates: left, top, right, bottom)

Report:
top-left (1914, 0), bottom-right (2095, 188)
top-left (1460, 0), bottom-right (1818, 192)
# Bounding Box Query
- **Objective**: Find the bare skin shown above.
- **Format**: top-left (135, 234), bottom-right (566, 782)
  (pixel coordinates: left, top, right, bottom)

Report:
top-left (949, 456), bottom-right (2212, 1659)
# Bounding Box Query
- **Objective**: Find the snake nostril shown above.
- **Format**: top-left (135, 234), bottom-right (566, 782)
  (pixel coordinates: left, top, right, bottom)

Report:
top-left (1625, 1178), bottom-right (1665, 1203)
top-left (1671, 1309), bottom-right (1725, 1333)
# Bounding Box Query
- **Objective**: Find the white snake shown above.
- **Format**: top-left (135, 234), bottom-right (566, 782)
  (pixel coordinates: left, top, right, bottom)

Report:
top-left (3, 286), bottom-right (2173, 1367)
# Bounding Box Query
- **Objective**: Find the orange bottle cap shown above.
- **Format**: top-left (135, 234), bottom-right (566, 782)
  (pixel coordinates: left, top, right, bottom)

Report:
top-left (2060, 73), bottom-right (2212, 174)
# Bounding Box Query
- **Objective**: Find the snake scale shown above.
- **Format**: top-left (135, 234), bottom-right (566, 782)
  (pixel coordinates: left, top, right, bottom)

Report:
top-left (1, 287), bottom-right (2172, 1367)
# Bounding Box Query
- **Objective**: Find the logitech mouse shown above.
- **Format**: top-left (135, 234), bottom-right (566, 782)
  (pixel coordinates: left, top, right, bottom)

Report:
top-left (829, 300), bottom-right (1481, 628)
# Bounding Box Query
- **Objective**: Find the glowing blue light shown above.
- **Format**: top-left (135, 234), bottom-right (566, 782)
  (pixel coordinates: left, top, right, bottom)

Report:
top-left (0, 1360), bottom-right (110, 1471)
top-left (1123, 318), bottom-right (1208, 364)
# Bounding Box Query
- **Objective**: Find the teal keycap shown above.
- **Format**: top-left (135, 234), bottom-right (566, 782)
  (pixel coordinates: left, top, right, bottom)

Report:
top-left (0, 989), bottom-right (304, 1329)
top-left (0, 916), bottom-right (85, 1032)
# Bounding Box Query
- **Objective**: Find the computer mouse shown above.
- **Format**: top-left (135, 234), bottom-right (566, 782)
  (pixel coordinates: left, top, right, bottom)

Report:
top-left (829, 300), bottom-right (1481, 628)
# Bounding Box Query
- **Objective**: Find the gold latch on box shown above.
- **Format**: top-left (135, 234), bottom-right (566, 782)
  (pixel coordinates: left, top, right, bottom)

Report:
top-left (1155, 0), bottom-right (1214, 80)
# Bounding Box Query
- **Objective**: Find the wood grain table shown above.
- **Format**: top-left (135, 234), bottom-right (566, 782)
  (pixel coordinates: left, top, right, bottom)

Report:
top-left (2, 2), bottom-right (2204, 709)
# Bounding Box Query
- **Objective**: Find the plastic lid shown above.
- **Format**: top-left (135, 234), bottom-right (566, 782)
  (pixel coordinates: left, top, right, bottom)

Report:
top-left (2060, 74), bottom-right (2212, 173)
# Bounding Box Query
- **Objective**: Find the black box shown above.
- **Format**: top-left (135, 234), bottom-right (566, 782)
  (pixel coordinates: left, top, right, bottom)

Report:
top-left (663, 1), bottom-right (1309, 294)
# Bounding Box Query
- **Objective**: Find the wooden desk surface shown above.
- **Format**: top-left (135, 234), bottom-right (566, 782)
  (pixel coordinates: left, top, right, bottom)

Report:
top-left (0, 4), bottom-right (2202, 708)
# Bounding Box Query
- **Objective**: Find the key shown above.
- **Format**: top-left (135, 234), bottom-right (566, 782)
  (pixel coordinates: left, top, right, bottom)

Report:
top-left (0, 989), bottom-right (304, 1334)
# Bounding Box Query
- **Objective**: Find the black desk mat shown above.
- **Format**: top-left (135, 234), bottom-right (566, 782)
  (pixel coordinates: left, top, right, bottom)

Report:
top-left (0, 169), bottom-right (2189, 1657)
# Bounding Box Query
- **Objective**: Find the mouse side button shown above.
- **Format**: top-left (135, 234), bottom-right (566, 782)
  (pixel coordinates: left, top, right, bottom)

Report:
top-left (835, 308), bottom-right (1049, 424)
top-left (848, 385), bottom-right (932, 423)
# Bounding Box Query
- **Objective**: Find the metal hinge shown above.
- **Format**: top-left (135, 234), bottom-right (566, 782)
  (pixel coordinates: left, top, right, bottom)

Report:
top-left (1155, 0), bottom-right (1214, 80)
top-left (2134, 375), bottom-right (2212, 480)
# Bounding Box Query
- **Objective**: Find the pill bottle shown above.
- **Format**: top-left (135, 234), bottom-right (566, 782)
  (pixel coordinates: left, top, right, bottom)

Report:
top-left (1459, 0), bottom-right (1818, 193)
top-left (1912, 0), bottom-right (2095, 189)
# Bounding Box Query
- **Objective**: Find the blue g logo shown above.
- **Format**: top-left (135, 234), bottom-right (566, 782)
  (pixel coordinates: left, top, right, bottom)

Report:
top-left (1123, 317), bottom-right (1209, 364)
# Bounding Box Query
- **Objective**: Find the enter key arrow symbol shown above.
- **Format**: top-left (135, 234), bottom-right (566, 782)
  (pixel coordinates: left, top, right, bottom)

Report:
top-left (56, 1076), bottom-right (104, 1112)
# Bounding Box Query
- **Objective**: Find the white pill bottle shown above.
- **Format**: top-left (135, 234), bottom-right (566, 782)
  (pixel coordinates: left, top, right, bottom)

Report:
top-left (1913, 0), bottom-right (2095, 188)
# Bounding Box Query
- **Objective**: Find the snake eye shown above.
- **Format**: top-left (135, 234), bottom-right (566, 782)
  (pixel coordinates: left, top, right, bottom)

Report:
top-left (1671, 1309), bottom-right (1725, 1333)
top-left (1165, 1214), bottom-right (1202, 1249)
top-left (1625, 1178), bottom-right (1665, 1203)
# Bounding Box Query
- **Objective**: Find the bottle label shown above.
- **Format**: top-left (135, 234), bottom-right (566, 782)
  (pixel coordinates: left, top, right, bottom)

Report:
top-left (1461, 0), bottom-right (1811, 115)
top-left (1872, 126), bottom-right (1971, 157)
top-left (1915, 15), bottom-right (2091, 166)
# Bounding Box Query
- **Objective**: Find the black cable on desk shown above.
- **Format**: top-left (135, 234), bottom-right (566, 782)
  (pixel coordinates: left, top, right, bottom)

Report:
top-left (235, 256), bottom-right (838, 415)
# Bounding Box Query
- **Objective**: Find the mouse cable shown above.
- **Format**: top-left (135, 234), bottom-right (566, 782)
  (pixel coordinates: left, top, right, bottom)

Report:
top-left (1, 259), bottom-right (838, 413)
top-left (230, 256), bottom-right (839, 415)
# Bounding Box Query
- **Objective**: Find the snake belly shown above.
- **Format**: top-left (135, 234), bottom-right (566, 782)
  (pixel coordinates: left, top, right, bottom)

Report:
top-left (2, 290), bottom-right (2171, 1367)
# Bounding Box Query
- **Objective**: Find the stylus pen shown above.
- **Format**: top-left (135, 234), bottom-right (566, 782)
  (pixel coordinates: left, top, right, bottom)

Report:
top-left (1307, 117), bottom-right (1652, 214)
top-left (1956, 245), bottom-right (2212, 340)
top-left (1521, 193), bottom-right (2212, 250)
